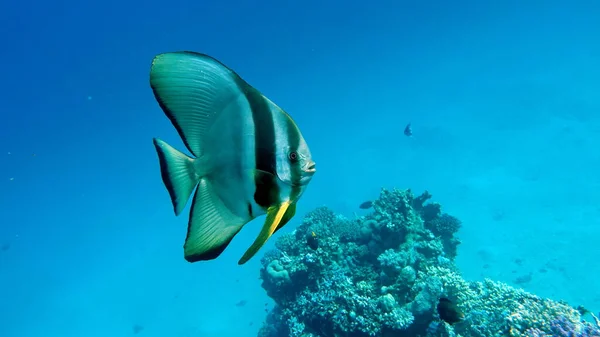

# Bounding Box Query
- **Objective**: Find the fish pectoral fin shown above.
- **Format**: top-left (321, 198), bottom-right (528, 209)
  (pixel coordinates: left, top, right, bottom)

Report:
top-left (184, 178), bottom-right (249, 262)
top-left (238, 201), bottom-right (291, 265)
top-left (274, 202), bottom-right (296, 234)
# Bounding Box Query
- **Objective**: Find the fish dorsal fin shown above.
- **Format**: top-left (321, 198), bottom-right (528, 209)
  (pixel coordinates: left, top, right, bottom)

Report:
top-left (149, 51), bottom-right (247, 157)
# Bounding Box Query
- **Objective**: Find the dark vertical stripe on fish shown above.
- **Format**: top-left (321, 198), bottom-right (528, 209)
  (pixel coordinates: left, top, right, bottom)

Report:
top-left (243, 86), bottom-right (280, 209)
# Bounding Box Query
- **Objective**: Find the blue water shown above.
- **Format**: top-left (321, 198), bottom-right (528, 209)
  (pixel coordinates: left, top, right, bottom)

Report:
top-left (1, 1), bottom-right (599, 336)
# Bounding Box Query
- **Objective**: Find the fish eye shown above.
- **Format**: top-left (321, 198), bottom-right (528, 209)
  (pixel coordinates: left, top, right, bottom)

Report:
top-left (288, 151), bottom-right (298, 162)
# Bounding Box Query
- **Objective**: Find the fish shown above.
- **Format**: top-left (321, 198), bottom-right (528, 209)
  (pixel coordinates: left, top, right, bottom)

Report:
top-left (576, 305), bottom-right (589, 316)
top-left (150, 52), bottom-right (316, 265)
top-left (404, 123), bottom-right (412, 137)
top-left (306, 231), bottom-right (318, 250)
top-left (235, 300), bottom-right (247, 307)
top-left (132, 324), bottom-right (144, 334)
top-left (359, 201), bottom-right (373, 209)
top-left (437, 297), bottom-right (464, 325)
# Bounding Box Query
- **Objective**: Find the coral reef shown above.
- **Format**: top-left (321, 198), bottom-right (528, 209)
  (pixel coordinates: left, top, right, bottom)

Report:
top-left (257, 188), bottom-right (599, 337)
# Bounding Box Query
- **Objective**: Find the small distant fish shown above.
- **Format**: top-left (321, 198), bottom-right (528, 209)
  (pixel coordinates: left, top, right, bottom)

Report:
top-left (132, 324), bottom-right (144, 334)
top-left (514, 272), bottom-right (532, 285)
top-left (235, 300), bottom-right (247, 307)
top-left (359, 201), bottom-right (373, 209)
top-left (437, 297), bottom-right (464, 325)
top-left (576, 305), bottom-right (589, 316)
top-left (150, 52), bottom-right (317, 265)
top-left (306, 231), bottom-right (319, 250)
top-left (404, 123), bottom-right (412, 137)
top-left (0, 243), bottom-right (10, 252)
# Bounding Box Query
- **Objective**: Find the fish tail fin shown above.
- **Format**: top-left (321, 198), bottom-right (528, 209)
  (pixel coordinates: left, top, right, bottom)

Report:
top-left (154, 137), bottom-right (246, 262)
top-left (153, 138), bottom-right (199, 216)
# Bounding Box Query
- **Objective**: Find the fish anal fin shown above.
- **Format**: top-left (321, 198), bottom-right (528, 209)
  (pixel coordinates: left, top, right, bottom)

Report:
top-left (184, 179), bottom-right (250, 262)
top-left (238, 201), bottom-right (291, 265)
top-left (274, 202), bottom-right (296, 234)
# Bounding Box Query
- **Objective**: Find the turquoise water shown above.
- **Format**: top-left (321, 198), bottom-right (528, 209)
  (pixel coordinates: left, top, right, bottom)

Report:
top-left (1, 1), bottom-right (599, 336)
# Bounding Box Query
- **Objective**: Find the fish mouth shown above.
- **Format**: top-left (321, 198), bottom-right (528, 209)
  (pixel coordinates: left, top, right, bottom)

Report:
top-left (303, 161), bottom-right (316, 175)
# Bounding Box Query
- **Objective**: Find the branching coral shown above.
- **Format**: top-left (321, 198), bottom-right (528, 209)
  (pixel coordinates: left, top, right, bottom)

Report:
top-left (256, 188), bottom-right (596, 337)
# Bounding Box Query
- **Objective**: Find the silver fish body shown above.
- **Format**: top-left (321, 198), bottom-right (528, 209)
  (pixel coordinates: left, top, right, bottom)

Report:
top-left (150, 51), bottom-right (315, 265)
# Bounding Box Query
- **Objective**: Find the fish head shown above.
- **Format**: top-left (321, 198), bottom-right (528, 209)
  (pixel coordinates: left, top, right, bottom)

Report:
top-left (275, 129), bottom-right (316, 195)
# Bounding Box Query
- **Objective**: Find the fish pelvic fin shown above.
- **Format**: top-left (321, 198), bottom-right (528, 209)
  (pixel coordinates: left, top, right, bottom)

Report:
top-left (184, 178), bottom-right (249, 262)
top-left (238, 201), bottom-right (293, 265)
top-left (153, 138), bottom-right (199, 216)
top-left (274, 202), bottom-right (296, 234)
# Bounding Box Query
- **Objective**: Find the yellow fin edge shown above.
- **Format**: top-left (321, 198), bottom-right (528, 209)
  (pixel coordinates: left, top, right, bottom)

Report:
top-left (238, 201), bottom-right (291, 265)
